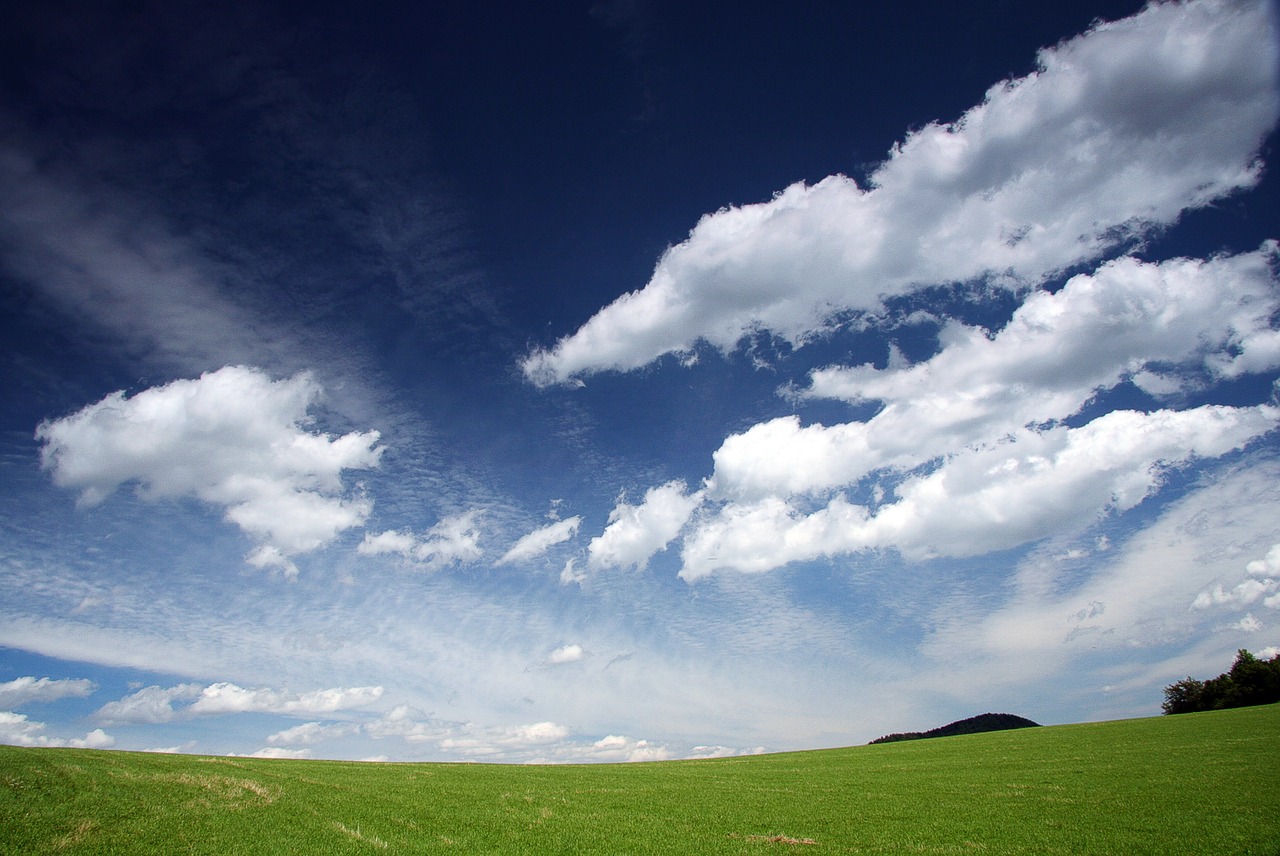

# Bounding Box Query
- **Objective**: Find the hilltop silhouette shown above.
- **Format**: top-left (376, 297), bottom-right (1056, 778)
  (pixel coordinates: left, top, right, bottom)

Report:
top-left (870, 713), bottom-right (1040, 744)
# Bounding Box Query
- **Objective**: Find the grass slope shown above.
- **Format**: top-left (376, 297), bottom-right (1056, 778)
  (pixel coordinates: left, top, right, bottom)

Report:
top-left (2, 704), bottom-right (1277, 854)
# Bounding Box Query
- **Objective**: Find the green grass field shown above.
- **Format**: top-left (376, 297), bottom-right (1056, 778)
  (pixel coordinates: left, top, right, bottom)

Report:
top-left (2, 704), bottom-right (1277, 854)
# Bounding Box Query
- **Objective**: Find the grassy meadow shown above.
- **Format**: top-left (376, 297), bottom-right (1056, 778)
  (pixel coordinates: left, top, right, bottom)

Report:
top-left (2, 703), bottom-right (1277, 854)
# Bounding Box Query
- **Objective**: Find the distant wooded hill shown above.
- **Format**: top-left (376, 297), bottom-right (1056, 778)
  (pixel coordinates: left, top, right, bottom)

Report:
top-left (869, 712), bottom-right (1041, 744)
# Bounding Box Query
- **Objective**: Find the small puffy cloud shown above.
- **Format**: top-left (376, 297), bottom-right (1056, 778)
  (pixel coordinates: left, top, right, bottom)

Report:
top-left (358, 511), bottom-right (483, 569)
top-left (0, 677), bottom-right (95, 709)
top-left (1232, 614), bottom-right (1263, 632)
top-left (523, 0), bottom-right (1279, 384)
top-left (1193, 544), bottom-right (1280, 610)
top-left (683, 405), bottom-right (1280, 578)
top-left (36, 366), bottom-right (383, 577)
top-left (588, 481), bottom-right (704, 571)
top-left (1246, 544), bottom-right (1280, 578)
top-left (498, 516), bottom-right (582, 565)
top-left (96, 682), bottom-right (383, 724)
top-left (0, 712), bottom-right (114, 749)
top-left (560, 558), bottom-right (587, 586)
top-left (547, 644), bottom-right (585, 665)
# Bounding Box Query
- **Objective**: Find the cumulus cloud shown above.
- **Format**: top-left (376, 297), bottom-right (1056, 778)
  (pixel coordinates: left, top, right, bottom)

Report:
top-left (36, 366), bottom-right (384, 578)
top-left (686, 744), bottom-right (767, 759)
top-left (438, 721), bottom-right (572, 758)
top-left (523, 0), bottom-right (1279, 385)
top-left (713, 248), bottom-right (1280, 500)
top-left (364, 705), bottom-right (451, 744)
top-left (587, 481), bottom-right (704, 571)
top-left (498, 516), bottom-right (582, 564)
top-left (683, 405), bottom-right (1279, 578)
top-left (96, 682), bottom-right (383, 725)
top-left (358, 511), bottom-right (484, 569)
top-left (1193, 543), bottom-right (1280, 610)
top-left (0, 712), bottom-right (114, 749)
top-left (267, 721), bottom-right (359, 745)
top-left (0, 676), bottom-right (95, 709)
top-left (358, 706), bottom-right (676, 763)
top-left (239, 746), bottom-right (312, 759)
top-left (547, 644), bottom-right (585, 665)
top-left (585, 734), bottom-right (672, 763)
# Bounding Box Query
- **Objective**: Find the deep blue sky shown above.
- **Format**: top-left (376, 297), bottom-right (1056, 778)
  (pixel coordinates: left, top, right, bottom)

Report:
top-left (1, 0), bottom-right (1278, 762)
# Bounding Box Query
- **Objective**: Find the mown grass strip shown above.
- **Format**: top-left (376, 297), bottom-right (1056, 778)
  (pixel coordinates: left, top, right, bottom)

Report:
top-left (2, 704), bottom-right (1277, 854)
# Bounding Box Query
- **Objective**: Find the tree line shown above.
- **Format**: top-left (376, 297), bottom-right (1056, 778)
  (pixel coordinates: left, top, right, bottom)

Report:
top-left (1162, 649), bottom-right (1280, 714)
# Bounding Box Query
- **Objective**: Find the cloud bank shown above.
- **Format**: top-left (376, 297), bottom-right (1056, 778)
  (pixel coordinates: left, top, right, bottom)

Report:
top-left (95, 681), bottom-right (384, 725)
top-left (523, 0), bottom-right (1279, 385)
top-left (0, 676), bottom-right (95, 708)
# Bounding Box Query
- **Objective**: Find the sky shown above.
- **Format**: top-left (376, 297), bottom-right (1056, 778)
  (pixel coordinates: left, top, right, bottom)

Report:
top-left (1, 0), bottom-right (1278, 763)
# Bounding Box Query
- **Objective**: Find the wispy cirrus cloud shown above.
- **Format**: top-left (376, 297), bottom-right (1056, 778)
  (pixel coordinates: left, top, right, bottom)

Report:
top-left (498, 516), bottom-right (582, 565)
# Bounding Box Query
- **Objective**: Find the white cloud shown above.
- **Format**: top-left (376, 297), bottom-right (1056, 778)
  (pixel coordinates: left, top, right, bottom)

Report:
top-left (683, 405), bottom-right (1280, 578)
top-left (364, 705), bottom-right (452, 744)
top-left (587, 481), bottom-right (704, 571)
top-left (240, 747), bottom-right (312, 759)
top-left (0, 676), bottom-right (95, 709)
top-left (560, 558), bottom-right (587, 586)
top-left (36, 366), bottom-right (383, 578)
top-left (95, 681), bottom-right (383, 724)
top-left (437, 721), bottom-right (572, 758)
top-left (1232, 614), bottom-right (1263, 632)
top-left (523, 0), bottom-right (1279, 384)
top-left (1246, 544), bottom-right (1280, 578)
top-left (0, 711), bottom-right (114, 749)
top-left (1193, 543), bottom-right (1280, 610)
top-left (188, 683), bottom-right (384, 717)
top-left (547, 644), bottom-right (585, 665)
top-left (358, 511), bottom-right (483, 569)
top-left (686, 744), bottom-right (767, 759)
top-left (906, 458), bottom-right (1280, 710)
top-left (498, 516), bottom-right (582, 565)
top-left (712, 248), bottom-right (1280, 500)
top-left (267, 721), bottom-right (359, 746)
top-left (94, 683), bottom-right (205, 725)
top-left (585, 734), bottom-right (672, 763)
top-left (358, 706), bottom-right (679, 763)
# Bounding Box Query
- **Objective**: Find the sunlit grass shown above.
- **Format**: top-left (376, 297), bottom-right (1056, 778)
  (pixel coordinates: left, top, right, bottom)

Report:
top-left (2, 704), bottom-right (1276, 854)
